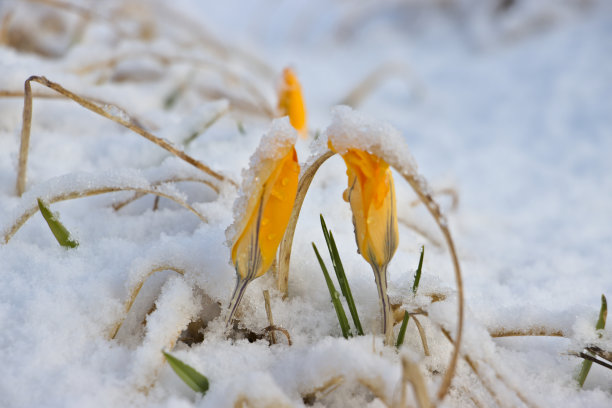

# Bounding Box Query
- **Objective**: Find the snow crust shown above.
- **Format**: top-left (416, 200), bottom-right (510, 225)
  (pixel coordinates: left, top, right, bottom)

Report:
top-left (325, 105), bottom-right (417, 175)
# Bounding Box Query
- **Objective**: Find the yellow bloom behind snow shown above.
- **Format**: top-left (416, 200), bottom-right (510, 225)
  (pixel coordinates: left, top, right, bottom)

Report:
top-left (277, 67), bottom-right (307, 138)
top-left (339, 148), bottom-right (398, 269)
top-left (227, 122), bottom-right (300, 324)
top-left (331, 143), bottom-right (399, 344)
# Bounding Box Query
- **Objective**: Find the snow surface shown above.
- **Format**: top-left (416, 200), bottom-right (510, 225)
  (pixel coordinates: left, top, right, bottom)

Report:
top-left (1, 0), bottom-right (611, 407)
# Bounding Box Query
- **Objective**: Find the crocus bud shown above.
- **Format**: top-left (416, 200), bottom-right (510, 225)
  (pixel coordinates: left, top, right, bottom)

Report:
top-left (226, 119), bottom-right (300, 324)
top-left (277, 67), bottom-right (307, 138)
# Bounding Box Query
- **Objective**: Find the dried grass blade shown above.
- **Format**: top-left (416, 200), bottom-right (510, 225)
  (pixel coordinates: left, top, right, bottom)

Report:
top-left (400, 357), bottom-right (432, 408)
top-left (398, 170), bottom-right (464, 402)
top-left (3, 185), bottom-right (207, 244)
top-left (16, 76), bottom-right (234, 196)
top-left (277, 150), bottom-right (335, 296)
top-left (109, 265), bottom-right (185, 339)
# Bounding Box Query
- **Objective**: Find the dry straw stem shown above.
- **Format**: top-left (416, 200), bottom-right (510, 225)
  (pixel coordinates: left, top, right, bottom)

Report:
top-left (440, 328), bottom-right (538, 408)
top-left (399, 357), bottom-right (432, 408)
top-left (109, 265), bottom-right (185, 339)
top-left (396, 170), bottom-right (464, 402)
top-left (277, 149), bottom-right (335, 295)
top-left (263, 290), bottom-right (276, 344)
top-left (409, 188), bottom-right (459, 212)
top-left (16, 76), bottom-right (234, 196)
top-left (112, 176), bottom-right (221, 211)
top-left (410, 315), bottom-right (431, 356)
top-left (2, 184), bottom-right (207, 244)
top-left (301, 376), bottom-right (344, 405)
top-left (339, 62), bottom-right (421, 108)
top-left (73, 51), bottom-right (274, 117)
top-left (358, 376), bottom-right (392, 407)
top-left (262, 325), bottom-right (292, 346)
top-left (488, 327), bottom-right (566, 338)
top-left (398, 217), bottom-right (443, 249)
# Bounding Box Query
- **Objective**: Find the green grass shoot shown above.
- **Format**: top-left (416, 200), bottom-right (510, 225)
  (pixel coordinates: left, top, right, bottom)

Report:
top-left (312, 242), bottom-right (352, 339)
top-left (163, 351), bottom-right (209, 395)
top-left (576, 294), bottom-right (607, 387)
top-left (320, 215), bottom-right (364, 335)
top-left (413, 245), bottom-right (424, 294)
top-left (37, 198), bottom-right (78, 248)
top-left (397, 246), bottom-right (425, 348)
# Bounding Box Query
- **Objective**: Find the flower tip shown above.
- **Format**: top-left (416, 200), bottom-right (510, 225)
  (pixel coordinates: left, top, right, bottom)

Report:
top-left (278, 66), bottom-right (307, 138)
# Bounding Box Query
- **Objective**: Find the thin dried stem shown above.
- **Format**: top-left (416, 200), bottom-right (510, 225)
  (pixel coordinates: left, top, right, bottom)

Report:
top-left (262, 325), bottom-right (292, 346)
top-left (410, 315), bottom-right (431, 357)
top-left (399, 357), bottom-right (432, 408)
top-left (441, 328), bottom-right (539, 408)
top-left (397, 170), bottom-right (464, 402)
top-left (2, 185), bottom-right (207, 244)
top-left (358, 377), bottom-right (391, 408)
top-left (339, 62), bottom-right (418, 108)
top-left (25, 0), bottom-right (94, 19)
top-left (109, 265), bottom-right (185, 339)
top-left (277, 150), bottom-right (335, 297)
top-left (302, 376), bottom-right (344, 405)
top-left (112, 176), bottom-right (220, 211)
top-left (489, 328), bottom-right (566, 338)
top-left (16, 76), bottom-right (234, 195)
top-left (398, 217), bottom-right (443, 249)
top-left (263, 290), bottom-right (276, 344)
top-left (73, 51), bottom-right (274, 117)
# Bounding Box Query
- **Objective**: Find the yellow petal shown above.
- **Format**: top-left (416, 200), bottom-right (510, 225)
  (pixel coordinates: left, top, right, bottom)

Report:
top-left (277, 67), bottom-right (307, 138)
top-left (335, 147), bottom-right (398, 268)
top-left (231, 147), bottom-right (300, 280)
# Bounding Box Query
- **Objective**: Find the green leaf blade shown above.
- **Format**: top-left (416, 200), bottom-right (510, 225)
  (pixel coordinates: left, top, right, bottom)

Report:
top-left (320, 215), bottom-right (364, 335)
top-left (163, 351), bottom-right (209, 395)
top-left (412, 245), bottom-right (424, 294)
top-left (312, 242), bottom-right (352, 339)
top-left (37, 198), bottom-right (78, 248)
top-left (396, 311), bottom-right (410, 348)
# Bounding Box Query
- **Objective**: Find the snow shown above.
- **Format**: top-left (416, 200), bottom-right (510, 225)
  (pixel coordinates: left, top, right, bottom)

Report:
top-left (1, 0), bottom-right (612, 407)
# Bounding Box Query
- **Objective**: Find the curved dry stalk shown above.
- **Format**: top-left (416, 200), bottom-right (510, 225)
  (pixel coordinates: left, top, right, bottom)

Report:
top-left (24, 0), bottom-right (94, 19)
top-left (489, 327), bottom-right (566, 338)
top-left (109, 265), bottom-right (185, 339)
top-left (409, 188), bottom-right (459, 212)
top-left (112, 176), bottom-right (220, 211)
top-left (262, 325), bottom-right (292, 346)
top-left (398, 217), bottom-right (443, 248)
top-left (16, 76), bottom-right (234, 196)
top-left (277, 150), bottom-right (335, 296)
top-left (73, 51), bottom-right (274, 118)
top-left (2, 185), bottom-right (207, 244)
top-left (339, 62), bottom-right (418, 108)
top-left (411, 315), bottom-right (430, 357)
top-left (302, 376), bottom-right (345, 405)
top-left (397, 170), bottom-right (464, 402)
top-left (440, 328), bottom-right (539, 408)
top-left (358, 377), bottom-right (391, 408)
top-left (399, 357), bottom-right (432, 408)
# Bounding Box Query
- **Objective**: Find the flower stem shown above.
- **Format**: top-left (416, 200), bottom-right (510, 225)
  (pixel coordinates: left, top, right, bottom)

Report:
top-left (226, 277), bottom-right (251, 326)
top-left (372, 263), bottom-right (393, 345)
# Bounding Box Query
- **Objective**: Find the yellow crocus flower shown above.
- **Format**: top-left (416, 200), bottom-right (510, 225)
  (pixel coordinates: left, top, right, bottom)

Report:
top-left (277, 67), bottom-right (307, 138)
top-left (333, 145), bottom-right (399, 344)
top-left (227, 127), bottom-right (300, 324)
